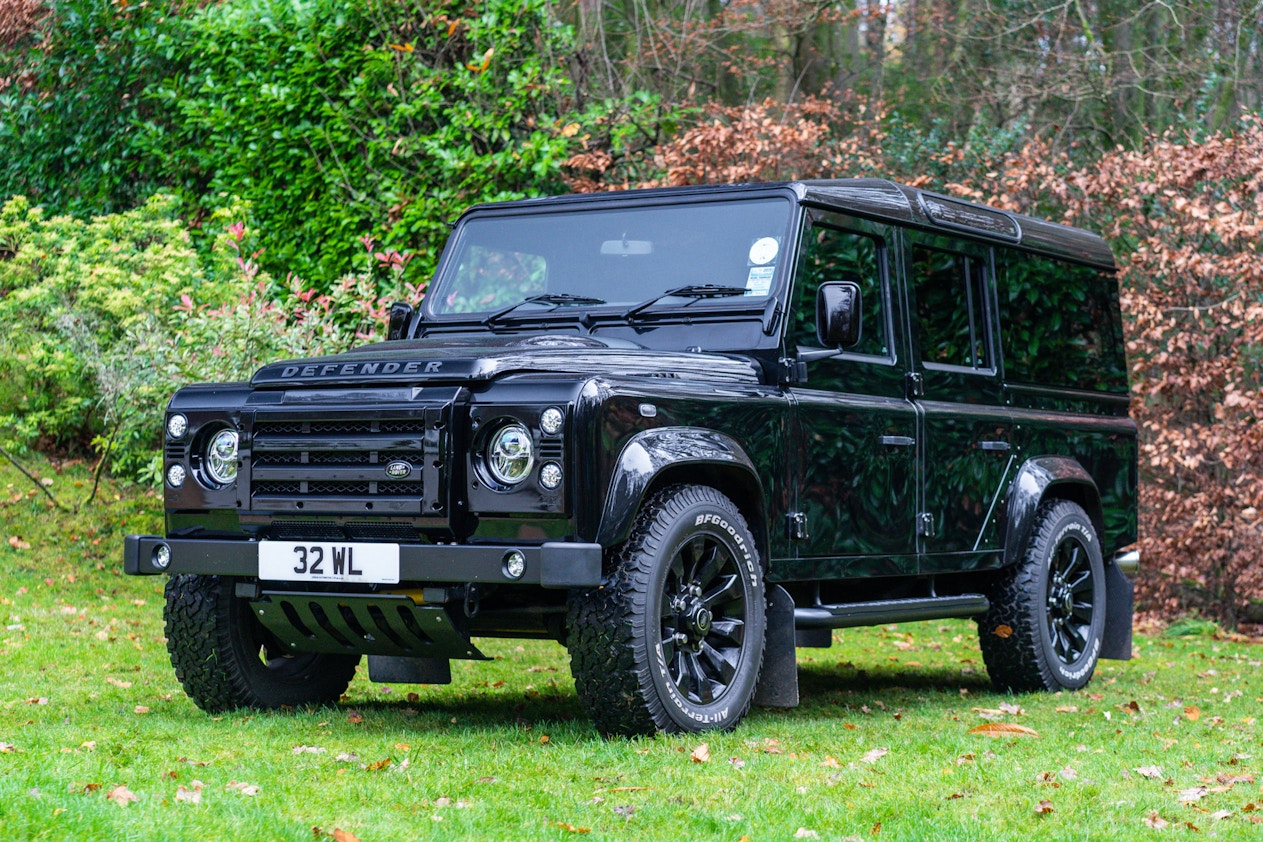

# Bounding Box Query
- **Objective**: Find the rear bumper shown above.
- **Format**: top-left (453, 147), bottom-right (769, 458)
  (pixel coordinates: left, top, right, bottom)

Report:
top-left (123, 534), bottom-right (603, 589)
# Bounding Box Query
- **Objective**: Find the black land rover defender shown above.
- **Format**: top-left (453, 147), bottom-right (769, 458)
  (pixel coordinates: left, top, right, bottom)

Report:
top-left (124, 180), bottom-right (1139, 737)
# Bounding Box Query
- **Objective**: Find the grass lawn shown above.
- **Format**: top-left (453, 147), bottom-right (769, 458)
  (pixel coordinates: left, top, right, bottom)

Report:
top-left (1, 456), bottom-right (1261, 841)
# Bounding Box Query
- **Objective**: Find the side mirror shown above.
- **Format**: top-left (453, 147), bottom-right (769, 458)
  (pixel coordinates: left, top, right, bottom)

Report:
top-left (816, 281), bottom-right (862, 349)
top-left (387, 301), bottom-right (414, 341)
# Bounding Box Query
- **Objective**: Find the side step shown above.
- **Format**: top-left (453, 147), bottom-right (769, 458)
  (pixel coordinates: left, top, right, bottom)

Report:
top-left (794, 594), bottom-right (990, 630)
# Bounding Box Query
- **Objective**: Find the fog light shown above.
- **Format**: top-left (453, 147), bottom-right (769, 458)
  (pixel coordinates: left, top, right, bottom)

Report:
top-left (166, 464), bottom-right (186, 488)
top-left (540, 407), bottom-right (564, 435)
top-left (152, 543), bottom-right (171, 570)
top-left (539, 462), bottom-right (562, 490)
top-left (166, 414), bottom-right (188, 440)
top-left (503, 550), bottom-right (526, 580)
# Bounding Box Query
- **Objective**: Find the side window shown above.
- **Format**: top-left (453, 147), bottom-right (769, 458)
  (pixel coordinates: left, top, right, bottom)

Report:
top-left (995, 250), bottom-right (1128, 392)
top-left (912, 245), bottom-right (990, 370)
top-left (439, 245), bottom-right (546, 313)
top-left (792, 221), bottom-right (890, 359)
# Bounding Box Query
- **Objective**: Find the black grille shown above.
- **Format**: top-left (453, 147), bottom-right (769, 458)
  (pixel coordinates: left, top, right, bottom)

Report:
top-left (264, 521), bottom-right (421, 542)
top-left (246, 408), bottom-right (448, 516)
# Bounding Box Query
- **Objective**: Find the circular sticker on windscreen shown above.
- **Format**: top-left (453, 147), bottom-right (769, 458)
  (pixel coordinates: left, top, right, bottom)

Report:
top-left (748, 237), bottom-right (779, 265)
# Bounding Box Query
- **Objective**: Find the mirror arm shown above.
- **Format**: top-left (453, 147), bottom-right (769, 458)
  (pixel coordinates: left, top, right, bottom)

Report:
top-left (797, 346), bottom-right (843, 363)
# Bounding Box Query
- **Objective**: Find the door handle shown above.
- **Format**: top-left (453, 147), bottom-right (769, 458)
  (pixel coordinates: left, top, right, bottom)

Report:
top-left (976, 440), bottom-right (1011, 452)
top-left (879, 435), bottom-right (916, 448)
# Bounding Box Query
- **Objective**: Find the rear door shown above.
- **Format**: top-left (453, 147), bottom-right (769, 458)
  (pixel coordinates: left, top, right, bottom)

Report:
top-left (902, 232), bottom-right (1014, 571)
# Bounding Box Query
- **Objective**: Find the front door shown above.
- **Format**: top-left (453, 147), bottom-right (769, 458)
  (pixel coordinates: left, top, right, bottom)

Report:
top-left (903, 232), bottom-right (1014, 572)
top-left (787, 211), bottom-right (918, 580)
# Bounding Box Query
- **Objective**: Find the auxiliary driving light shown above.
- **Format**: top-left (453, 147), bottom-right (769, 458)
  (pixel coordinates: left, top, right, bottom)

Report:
top-left (166, 414), bottom-right (188, 440)
top-left (540, 407), bottom-right (564, 435)
top-left (152, 543), bottom-right (172, 571)
top-left (166, 463), bottom-right (186, 488)
top-left (503, 550), bottom-right (527, 580)
top-left (539, 462), bottom-right (562, 490)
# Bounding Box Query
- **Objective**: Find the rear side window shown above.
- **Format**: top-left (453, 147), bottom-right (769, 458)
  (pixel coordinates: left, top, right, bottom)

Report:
top-left (995, 250), bottom-right (1128, 392)
top-left (912, 245), bottom-right (991, 371)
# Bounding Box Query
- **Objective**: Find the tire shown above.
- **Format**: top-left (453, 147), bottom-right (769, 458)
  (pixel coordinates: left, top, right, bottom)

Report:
top-left (164, 574), bottom-right (359, 712)
top-left (567, 485), bottom-right (766, 737)
top-left (978, 499), bottom-right (1106, 692)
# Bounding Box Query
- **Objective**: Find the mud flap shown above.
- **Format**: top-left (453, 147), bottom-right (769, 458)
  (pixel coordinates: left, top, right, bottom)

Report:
top-left (1101, 562), bottom-right (1134, 660)
top-left (754, 585), bottom-right (799, 708)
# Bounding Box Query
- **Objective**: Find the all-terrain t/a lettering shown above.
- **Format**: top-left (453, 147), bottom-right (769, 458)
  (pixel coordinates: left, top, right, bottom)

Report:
top-left (124, 179), bottom-right (1139, 737)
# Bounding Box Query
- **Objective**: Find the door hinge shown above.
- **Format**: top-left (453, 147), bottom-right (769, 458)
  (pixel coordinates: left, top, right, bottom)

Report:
top-left (905, 371), bottom-right (924, 398)
top-left (917, 512), bottom-right (935, 538)
top-left (787, 512), bottom-right (809, 541)
top-left (779, 357), bottom-right (808, 385)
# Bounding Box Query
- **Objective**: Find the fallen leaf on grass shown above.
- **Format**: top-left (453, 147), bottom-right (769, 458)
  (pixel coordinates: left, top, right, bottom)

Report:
top-left (335, 753), bottom-right (358, 763)
top-left (1144, 812), bottom-right (1169, 829)
top-left (105, 785), bottom-right (138, 806)
top-left (225, 781), bottom-right (260, 796)
top-left (793, 830), bottom-right (819, 839)
top-left (691, 743), bottom-right (710, 763)
top-left (612, 804), bottom-right (635, 818)
top-left (331, 830), bottom-right (361, 842)
top-left (1055, 705), bottom-right (1079, 713)
top-left (105, 677), bottom-right (131, 689)
top-left (1184, 706), bottom-right (1201, 722)
top-left (175, 781), bottom-right (203, 804)
top-left (861, 747), bottom-right (889, 764)
top-left (1210, 810), bottom-right (1234, 821)
top-left (999, 702), bottom-right (1024, 715)
top-left (1060, 767), bottom-right (1078, 780)
top-left (8, 536), bottom-right (30, 550)
top-left (346, 710), bottom-right (364, 725)
top-left (1177, 786), bottom-right (1209, 803)
top-left (1034, 800), bottom-right (1055, 814)
top-left (365, 758), bottom-right (392, 772)
top-left (1134, 765), bottom-right (1163, 779)
top-left (134, 705), bottom-right (150, 715)
top-left (0, 742), bottom-right (15, 753)
top-left (293, 746), bottom-right (326, 755)
top-left (554, 822), bottom-right (590, 834)
top-left (967, 722), bottom-right (1039, 738)
top-left (820, 756), bottom-right (840, 769)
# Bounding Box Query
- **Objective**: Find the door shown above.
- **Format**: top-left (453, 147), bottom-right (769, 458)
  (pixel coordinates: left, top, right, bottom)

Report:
top-left (787, 211), bottom-right (918, 579)
top-left (903, 232), bottom-right (1014, 572)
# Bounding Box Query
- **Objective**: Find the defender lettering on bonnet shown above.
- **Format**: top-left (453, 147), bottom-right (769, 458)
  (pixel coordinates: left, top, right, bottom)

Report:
top-left (278, 360), bottom-right (443, 378)
top-left (125, 179), bottom-right (1138, 740)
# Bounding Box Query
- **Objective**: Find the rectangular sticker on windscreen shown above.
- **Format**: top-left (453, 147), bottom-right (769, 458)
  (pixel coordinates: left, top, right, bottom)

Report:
top-left (746, 265), bottom-right (775, 296)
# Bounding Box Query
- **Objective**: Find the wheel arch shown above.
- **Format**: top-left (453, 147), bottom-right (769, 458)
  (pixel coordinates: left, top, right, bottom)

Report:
top-left (596, 428), bottom-right (768, 568)
top-left (1002, 456), bottom-right (1104, 569)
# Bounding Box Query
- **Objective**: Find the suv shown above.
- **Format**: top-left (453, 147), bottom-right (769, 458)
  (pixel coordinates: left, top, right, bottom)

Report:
top-left (124, 180), bottom-right (1139, 737)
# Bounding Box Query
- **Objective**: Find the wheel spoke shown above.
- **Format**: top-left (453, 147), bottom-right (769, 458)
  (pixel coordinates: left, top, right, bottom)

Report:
top-left (694, 543), bottom-right (725, 590)
top-left (700, 641), bottom-right (738, 686)
top-left (1065, 623), bottom-right (1087, 659)
top-left (702, 574), bottom-right (742, 609)
top-left (1071, 601), bottom-right (1093, 622)
top-left (708, 617), bottom-right (745, 645)
top-left (683, 651), bottom-right (712, 704)
top-left (1069, 568), bottom-right (1093, 594)
top-left (685, 536), bottom-right (708, 578)
top-left (1063, 545), bottom-right (1084, 578)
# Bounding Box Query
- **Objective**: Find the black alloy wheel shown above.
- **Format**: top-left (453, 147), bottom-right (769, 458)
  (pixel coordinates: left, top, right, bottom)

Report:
top-left (978, 499), bottom-right (1106, 692)
top-left (568, 484), bottom-right (766, 737)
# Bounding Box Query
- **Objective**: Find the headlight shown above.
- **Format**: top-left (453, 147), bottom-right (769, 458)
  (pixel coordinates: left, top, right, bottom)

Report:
top-left (204, 429), bottom-right (239, 486)
top-left (540, 407), bottom-right (565, 436)
top-left (486, 423), bottom-right (533, 485)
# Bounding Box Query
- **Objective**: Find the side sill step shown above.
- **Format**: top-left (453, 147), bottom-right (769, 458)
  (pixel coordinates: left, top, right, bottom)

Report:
top-left (794, 594), bottom-right (990, 630)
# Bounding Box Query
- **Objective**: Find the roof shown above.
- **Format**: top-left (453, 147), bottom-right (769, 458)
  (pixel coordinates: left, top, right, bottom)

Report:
top-left (460, 179), bottom-right (1117, 271)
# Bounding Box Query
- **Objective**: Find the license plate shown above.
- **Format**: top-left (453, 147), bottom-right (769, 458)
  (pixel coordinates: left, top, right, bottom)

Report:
top-left (258, 541), bottom-right (400, 584)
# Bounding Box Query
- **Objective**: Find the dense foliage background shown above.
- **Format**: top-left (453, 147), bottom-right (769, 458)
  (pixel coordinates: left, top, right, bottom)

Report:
top-left (1, 0), bottom-right (1261, 625)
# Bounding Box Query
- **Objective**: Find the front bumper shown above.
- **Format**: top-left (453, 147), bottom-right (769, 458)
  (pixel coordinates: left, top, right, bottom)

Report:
top-left (123, 535), bottom-right (603, 589)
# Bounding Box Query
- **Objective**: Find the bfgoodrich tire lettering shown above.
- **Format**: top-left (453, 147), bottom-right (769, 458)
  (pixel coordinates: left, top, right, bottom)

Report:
top-left (979, 499), bottom-right (1106, 692)
top-left (567, 485), bottom-right (766, 737)
top-left (164, 574), bottom-right (358, 712)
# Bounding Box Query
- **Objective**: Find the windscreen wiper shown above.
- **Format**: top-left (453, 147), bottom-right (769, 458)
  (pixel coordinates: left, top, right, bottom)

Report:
top-left (623, 284), bottom-right (749, 321)
top-left (483, 293), bottom-right (607, 326)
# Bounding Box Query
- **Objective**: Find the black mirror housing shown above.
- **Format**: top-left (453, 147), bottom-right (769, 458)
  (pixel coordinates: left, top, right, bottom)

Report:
top-left (387, 301), bottom-right (415, 341)
top-left (816, 281), bottom-right (862, 349)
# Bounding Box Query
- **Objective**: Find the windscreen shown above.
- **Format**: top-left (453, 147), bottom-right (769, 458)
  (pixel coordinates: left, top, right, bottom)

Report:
top-left (428, 197), bottom-right (794, 316)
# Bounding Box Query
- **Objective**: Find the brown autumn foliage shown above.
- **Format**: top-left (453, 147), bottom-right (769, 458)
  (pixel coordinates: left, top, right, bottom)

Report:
top-left (567, 106), bottom-right (1263, 626)
top-left (0, 0), bottom-right (43, 51)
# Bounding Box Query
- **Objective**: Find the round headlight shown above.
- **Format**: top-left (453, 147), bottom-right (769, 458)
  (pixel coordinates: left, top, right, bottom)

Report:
top-left (540, 407), bottom-right (564, 436)
top-left (204, 429), bottom-right (239, 486)
top-left (486, 423), bottom-right (533, 485)
top-left (166, 464), bottom-right (186, 488)
top-left (166, 414), bottom-right (188, 440)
